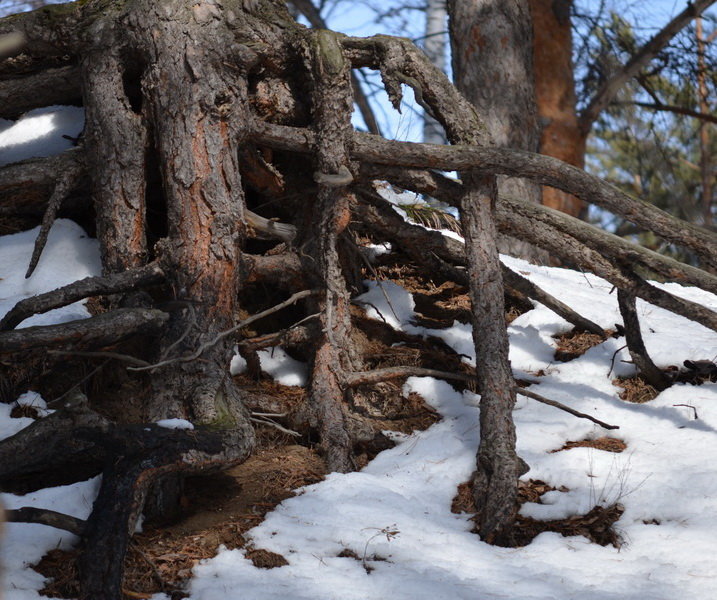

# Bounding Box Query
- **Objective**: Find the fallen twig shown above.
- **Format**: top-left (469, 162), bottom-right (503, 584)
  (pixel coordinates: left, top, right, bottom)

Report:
top-left (128, 289), bottom-right (316, 372)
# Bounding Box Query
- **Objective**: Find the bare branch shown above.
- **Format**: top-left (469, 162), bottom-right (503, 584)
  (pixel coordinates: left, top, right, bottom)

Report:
top-left (26, 159), bottom-right (83, 278)
top-left (344, 366), bottom-right (620, 430)
top-left (344, 366), bottom-right (474, 387)
top-left (616, 101), bottom-right (717, 125)
top-left (0, 308), bottom-right (169, 354)
top-left (362, 164), bottom-right (717, 295)
top-left (518, 388), bottom-right (619, 430)
top-left (617, 289), bottom-right (671, 390)
top-left (251, 122), bottom-right (717, 269)
top-left (0, 65), bottom-right (81, 119)
top-left (354, 185), bottom-right (605, 334)
top-left (0, 2), bottom-right (85, 57)
top-left (47, 350), bottom-right (151, 368)
top-left (579, 0), bottom-right (717, 131)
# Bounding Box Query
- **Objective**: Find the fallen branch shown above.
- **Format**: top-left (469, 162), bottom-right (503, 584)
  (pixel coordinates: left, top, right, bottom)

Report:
top-left (617, 289), bottom-right (671, 391)
top-left (344, 366), bottom-right (474, 387)
top-left (362, 164), bottom-right (717, 294)
top-left (26, 159), bottom-right (84, 278)
top-left (6, 507), bottom-right (86, 536)
top-left (344, 366), bottom-right (619, 430)
top-left (0, 262), bottom-right (165, 330)
top-left (0, 65), bottom-right (81, 120)
top-left (354, 187), bottom-right (605, 335)
top-left (252, 121), bottom-right (717, 269)
top-left (47, 350), bottom-right (151, 368)
top-left (0, 308), bottom-right (169, 354)
top-left (518, 388), bottom-right (619, 430)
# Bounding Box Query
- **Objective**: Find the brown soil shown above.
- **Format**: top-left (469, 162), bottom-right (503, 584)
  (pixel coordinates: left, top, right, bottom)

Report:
top-left (38, 444), bottom-right (326, 599)
top-left (551, 437), bottom-right (627, 453)
top-left (553, 329), bottom-right (610, 362)
top-left (36, 375), bottom-right (441, 599)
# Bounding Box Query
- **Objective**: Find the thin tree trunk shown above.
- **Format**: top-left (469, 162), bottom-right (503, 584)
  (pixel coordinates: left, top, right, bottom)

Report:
top-left (696, 16), bottom-right (714, 229)
top-left (423, 0), bottom-right (447, 145)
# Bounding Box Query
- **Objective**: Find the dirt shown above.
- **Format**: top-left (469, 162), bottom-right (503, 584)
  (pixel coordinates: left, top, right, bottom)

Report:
top-left (451, 477), bottom-right (624, 548)
top-left (36, 375), bottom-right (443, 600)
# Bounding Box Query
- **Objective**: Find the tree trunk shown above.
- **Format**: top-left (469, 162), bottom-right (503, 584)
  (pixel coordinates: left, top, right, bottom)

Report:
top-left (529, 0), bottom-right (585, 218)
top-left (423, 0), bottom-right (448, 145)
top-left (448, 0), bottom-right (545, 262)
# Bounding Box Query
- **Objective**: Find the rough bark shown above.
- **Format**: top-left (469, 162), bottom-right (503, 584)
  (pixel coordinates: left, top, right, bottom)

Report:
top-left (529, 0), bottom-right (584, 218)
top-left (300, 29), bottom-right (358, 473)
top-left (448, 0), bottom-right (544, 261)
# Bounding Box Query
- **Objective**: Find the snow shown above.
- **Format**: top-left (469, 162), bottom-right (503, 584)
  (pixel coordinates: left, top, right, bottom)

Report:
top-left (187, 255), bottom-right (717, 600)
top-left (231, 346), bottom-right (308, 387)
top-left (0, 219), bottom-right (101, 328)
top-left (156, 418), bottom-right (195, 430)
top-left (1, 105), bottom-right (717, 600)
top-left (0, 106), bottom-right (84, 167)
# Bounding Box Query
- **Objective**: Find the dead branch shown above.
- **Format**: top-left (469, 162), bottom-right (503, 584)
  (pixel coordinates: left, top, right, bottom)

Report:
top-left (0, 147), bottom-right (83, 194)
top-left (0, 262), bottom-right (165, 330)
top-left (616, 289), bottom-right (671, 390)
top-left (245, 209), bottom-right (297, 242)
top-left (6, 507), bottom-right (86, 536)
top-left (0, 3), bottom-right (84, 57)
top-left (0, 308), bottom-right (169, 354)
top-left (362, 164), bottom-right (717, 295)
top-left (354, 187), bottom-right (606, 335)
top-left (47, 350), bottom-right (151, 367)
top-left (505, 209), bottom-right (717, 332)
top-left (0, 65), bottom-right (81, 119)
top-left (252, 121), bottom-right (717, 269)
top-left (344, 366), bottom-right (474, 387)
top-left (518, 388), bottom-right (619, 430)
top-left (26, 159), bottom-right (84, 277)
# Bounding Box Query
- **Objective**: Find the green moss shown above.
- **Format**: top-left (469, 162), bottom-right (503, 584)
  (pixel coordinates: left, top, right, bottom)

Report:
top-left (204, 389), bottom-right (238, 431)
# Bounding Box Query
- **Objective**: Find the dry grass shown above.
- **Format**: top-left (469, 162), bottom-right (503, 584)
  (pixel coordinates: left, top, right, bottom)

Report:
top-left (451, 479), bottom-right (623, 548)
top-left (553, 329), bottom-right (610, 362)
top-left (552, 437), bottom-right (627, 454)
top-left (614, 376), bottom-right (659, 403)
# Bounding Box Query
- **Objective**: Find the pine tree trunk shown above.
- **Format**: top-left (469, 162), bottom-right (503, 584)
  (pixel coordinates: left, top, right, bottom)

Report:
top-left (529, 0), bottom-right (585, 218)
top-left (448, 0), bottom-right (545, 262)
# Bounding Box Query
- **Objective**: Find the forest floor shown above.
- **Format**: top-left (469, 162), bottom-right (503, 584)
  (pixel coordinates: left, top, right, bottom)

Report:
top-left (1, 108), bottom-right (717, 600)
